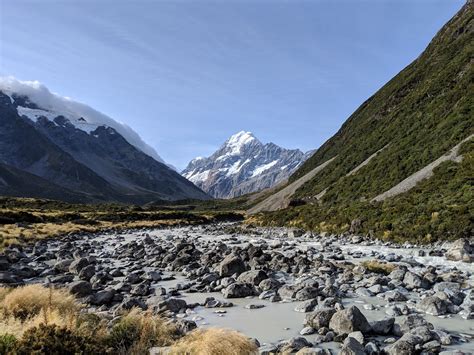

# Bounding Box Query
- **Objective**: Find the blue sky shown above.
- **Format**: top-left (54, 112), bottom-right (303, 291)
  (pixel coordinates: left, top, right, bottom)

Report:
top-left (0, 0), bottom-right (464, 170)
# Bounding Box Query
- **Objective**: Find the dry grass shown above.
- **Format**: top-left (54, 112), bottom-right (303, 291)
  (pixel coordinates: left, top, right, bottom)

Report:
top-left (361, 260), bottom-right (396, 275)
top-left (110, 308), bottom-right (177, 355)
top-left (0, 284), bottom-right (82, 337)
top-left (0, 220), bottom-right (193, 249)
top-left (170, 328), bottom-right (258, 355)
top-left (0, 284), bottom-right (260, 354)
top-left (2, 284), bottom-right (80, 320)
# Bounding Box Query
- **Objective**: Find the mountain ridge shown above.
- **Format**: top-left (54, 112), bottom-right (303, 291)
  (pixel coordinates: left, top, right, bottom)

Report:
top-left (251, 1), bottom-right (473, 243)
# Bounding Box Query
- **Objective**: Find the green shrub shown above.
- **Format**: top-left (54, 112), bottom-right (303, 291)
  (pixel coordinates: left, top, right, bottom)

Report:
top-left (14, 324), bottom-right (106, 355)
top-left (0, 334), bottom-right (17, 354)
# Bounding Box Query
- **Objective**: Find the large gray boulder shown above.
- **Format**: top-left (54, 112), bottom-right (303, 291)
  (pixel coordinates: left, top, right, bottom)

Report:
top-left (329, 306), bottom-right (371, 334)
top-left (222, 283), bottom-right (256, 298)
top-left (279, 337), bottom-right (312, 353)
top-left (340, 337), bottom-right (365, 355)
top-left (237, 270), bottom-right (267, 285)
top-left (445, 238), bottom-right (473, 262)
top-left (295, 286), bottom-right (319, 301)
top-left (403, 271), bottom-right (429, 290)
top-left (393, 314), bottom-right (433, 336)
top-left (418, 296), bottom-right (449, 316)
top-left (90, 289), bottom-right (115, 306)
top-left (69, 257), bottom-right (89, 274)
top-left (370, 317), bottom-right (394, 335)
top-left (68, 280), bottom-right (92, 297)
top-left (158, 298), bottom-right (187, 313)
top-left (218, 254), bottom-right (246, 277)
top-left (259, 278), bottom-right (281, 291)
top-left (305, 308), bottom-right (337, 329)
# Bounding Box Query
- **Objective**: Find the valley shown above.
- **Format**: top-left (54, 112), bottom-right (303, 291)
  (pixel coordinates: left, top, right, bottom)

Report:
top-left (0, 1), bottom-right (472, 354)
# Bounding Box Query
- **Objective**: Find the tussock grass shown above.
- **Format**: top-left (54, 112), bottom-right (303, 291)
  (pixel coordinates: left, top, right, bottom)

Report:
top-left (109, 308), bottom-right (177, 355)
top-left (0, 285), bottom-right (81, 338)
top-left (170, 328), bottom-right (258, 355)
top-left (361, 260), bottom-right (396, 275)
top-left (2, 284), bottom-right (79, 320)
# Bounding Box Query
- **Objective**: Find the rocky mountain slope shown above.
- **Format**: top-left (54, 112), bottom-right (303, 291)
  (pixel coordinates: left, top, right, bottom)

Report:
top-left (252, 1), bottom-right (473, 242)
top-left (182, 131), bottom-right (313, 198)
top-left (0, 78), bottom-right (209, 203)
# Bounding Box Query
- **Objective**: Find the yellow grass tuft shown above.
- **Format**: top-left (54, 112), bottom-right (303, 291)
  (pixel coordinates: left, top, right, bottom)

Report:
top-left (2, 284), bottom-right (80, 320)
top-left (170, 328), bottom-right (258, 355)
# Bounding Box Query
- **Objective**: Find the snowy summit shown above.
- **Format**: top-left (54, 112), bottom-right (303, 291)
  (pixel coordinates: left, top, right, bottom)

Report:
top-left (182, 131), bottom-right (314, 198)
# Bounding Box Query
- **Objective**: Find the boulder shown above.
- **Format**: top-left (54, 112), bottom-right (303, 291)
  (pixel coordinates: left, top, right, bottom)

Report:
top-left (222, 283), bottom-right (255, 298)
top-left (258, 278), bottom-right (281, 291)
top-left (460, 289), bottom-right (473, 319)
top-left (305, 308), bottom-right (337, 329)
top-left (393, 314), bottom-right (433, 336)
top-left (418, 296), bottom-right (448, 316)
top-left (131, 281), bottom-right (151, 296)
top-left (68, 280), bottom-right (92, 297)
top-left (69, 257), bottom-right (89, 274)
top-left (78, 265), bottom-right (95, 281)
top-left (340, 337), bottom-right (365, 355)
top-left (384, 339), bottom-right (415, 355)
top-left (279, 337), bottom-right (312, 353)
top-left (218, 254), bottom-right (246, 277)
top-left (433, 282), bottom-right (461, 293)
top-left (278, 284), bottom-right (298, 299)
top-left (237, 270), bottom-right (267, 286)
top-left (295, 299), bottom-right (318, 313)
top-left (158, 298), bottom-right (187, 313)
top-left (384, 290), bottom-right (408, 302)
top-left (0, 272), bottom-right (22, 284)
top-left (329, 306), bottom-right (371, 335)
top-left (295, 286), bottom-right (319, 301)
top-left (370, 318), bottom-right (394, 335)
top-left (445, 238), bottom-right (473, 262)
top-left (296, 348), bottom-right (330, 355)
top-left (91, 289), bottom-right (115, 305)
top-left (403, 271), bottom-right (429, 290)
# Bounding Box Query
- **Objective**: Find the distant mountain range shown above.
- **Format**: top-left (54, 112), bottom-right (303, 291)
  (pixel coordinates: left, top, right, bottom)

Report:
top-left (182, 131), bottom-right (314, 198)
top-left (0, 77), bottom-right (209, 203)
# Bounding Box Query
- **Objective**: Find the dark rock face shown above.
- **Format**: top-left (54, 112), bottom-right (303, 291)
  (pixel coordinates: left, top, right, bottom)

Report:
top-left (182, 131), bottom-right (314, 198)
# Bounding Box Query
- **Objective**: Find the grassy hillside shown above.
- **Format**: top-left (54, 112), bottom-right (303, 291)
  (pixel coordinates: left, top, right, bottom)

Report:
top-left (252, 2), bottom-right (473, 243)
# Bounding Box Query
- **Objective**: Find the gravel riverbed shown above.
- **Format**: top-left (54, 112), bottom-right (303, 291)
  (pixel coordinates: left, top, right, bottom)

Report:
top-left (1, 223), bottom-right (473, 354)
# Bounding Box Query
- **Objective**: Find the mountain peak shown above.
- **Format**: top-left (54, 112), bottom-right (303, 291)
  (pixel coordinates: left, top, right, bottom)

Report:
top-left (224, 131), bottom-right (257, 155)
top-left (182, 131), bottom-right (313, 198)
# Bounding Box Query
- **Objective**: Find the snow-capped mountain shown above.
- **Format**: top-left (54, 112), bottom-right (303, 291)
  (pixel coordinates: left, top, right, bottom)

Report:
top-left (182, 131), bottom-right (314, 198)
top-left (0, 76), bottom-right (165, 163)
top-left (0, 77), bottom-right (209, 203)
